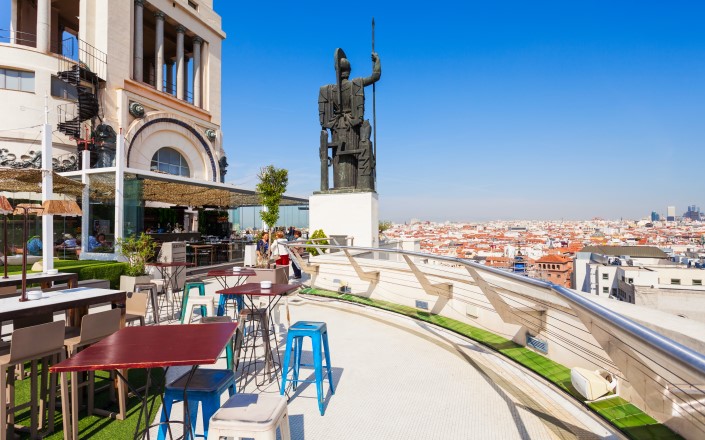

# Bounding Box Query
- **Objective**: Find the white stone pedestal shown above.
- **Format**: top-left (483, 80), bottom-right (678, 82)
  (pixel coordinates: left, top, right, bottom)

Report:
top-left (309, 191), bottom-right (379, 248)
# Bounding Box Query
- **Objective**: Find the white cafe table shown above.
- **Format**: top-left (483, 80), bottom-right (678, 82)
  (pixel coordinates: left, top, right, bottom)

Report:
top-left (0, 287), bottom-right (127, 327)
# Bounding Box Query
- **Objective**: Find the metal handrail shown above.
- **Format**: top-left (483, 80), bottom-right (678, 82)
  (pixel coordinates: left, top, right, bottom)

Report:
top-left (286, 242), bottom-right (705, 376)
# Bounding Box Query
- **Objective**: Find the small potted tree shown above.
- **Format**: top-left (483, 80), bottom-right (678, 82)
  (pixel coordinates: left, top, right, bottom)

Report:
top-left (256, 165), bottom-right (288, 267)
top-left (117, 233), bottom-right (157, 292)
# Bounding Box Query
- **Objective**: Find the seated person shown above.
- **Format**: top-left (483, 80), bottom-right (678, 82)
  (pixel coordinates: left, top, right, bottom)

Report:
top-left (27, 236), bottom-right (42, 256)
top-left (58, 234), bottom-right (77, 248)
top-left (87, 233), bottom-right (107, 251)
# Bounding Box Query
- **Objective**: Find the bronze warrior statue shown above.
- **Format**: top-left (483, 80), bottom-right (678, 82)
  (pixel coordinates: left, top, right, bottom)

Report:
top-left (319, 49), bottom-right (381, 191)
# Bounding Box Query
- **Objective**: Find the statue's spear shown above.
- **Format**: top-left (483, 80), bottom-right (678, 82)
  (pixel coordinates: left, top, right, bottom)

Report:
top-left (336, 54), bottom-right (342, 115)
top-left (372, 18), bottom-right (377, 164)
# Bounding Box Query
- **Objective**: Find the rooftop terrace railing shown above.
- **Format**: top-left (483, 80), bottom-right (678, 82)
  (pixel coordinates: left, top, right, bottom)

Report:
top-left (286, 242), bottom-right (705, 439)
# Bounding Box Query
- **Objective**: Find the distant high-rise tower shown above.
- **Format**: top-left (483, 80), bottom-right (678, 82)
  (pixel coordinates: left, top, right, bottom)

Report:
top-left (683, 205), bottom-right (702, 221)
top-left (667, 206), bottom-right (676, 222)
top-left (651, 211), bottom-right (660, 222)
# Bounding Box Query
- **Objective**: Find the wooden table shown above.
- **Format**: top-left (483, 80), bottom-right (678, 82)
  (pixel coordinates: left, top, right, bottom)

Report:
top-left (50, 322), bottom-right (237, 440)
top-left (207, 269), bottom-right (256, 315)
top-left (0, 286), bottom-right (125, 328)
top-left (189, 244), bottom-right (214, 266)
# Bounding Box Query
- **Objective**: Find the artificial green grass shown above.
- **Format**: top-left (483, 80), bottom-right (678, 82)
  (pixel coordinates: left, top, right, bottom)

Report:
top-left (11, 368), bottom-right (165, 439)
top-left (301, 287), bottom-right (683, 440)
top-left (5, 260), bottom-right (128, 289)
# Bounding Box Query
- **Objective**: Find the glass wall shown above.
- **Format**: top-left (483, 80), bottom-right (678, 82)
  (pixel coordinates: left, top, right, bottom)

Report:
top-left (123, 174), bottom-right (144, 237)
top-left (229, 205), bottom-right (309, 231)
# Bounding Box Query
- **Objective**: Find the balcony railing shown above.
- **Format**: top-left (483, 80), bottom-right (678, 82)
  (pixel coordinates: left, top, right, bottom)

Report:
top-left (0, 29), bottom-right (37, 47)
top-left (286, 242), bottom-right (705, 439)
top-left (57, 37), bottom-right (107, 82)
top-left (160, 78), bottom-right (194, 104)
top-left (0, 30), bottom-right (106, 82)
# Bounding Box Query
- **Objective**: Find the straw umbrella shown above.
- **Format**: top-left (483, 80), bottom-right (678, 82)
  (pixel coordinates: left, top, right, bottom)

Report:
top-left (14, 200), bottom-right (82, 302)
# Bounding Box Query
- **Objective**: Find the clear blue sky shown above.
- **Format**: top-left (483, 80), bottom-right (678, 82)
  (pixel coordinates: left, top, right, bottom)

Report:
top-left (3, 1), bottom-right (704, 222)
top-left (220, 0), bottom-right (705, 222)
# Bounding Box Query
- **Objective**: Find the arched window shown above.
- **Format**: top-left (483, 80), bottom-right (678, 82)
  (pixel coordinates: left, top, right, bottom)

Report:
top-left (151, 147), bottom-right (190, 177)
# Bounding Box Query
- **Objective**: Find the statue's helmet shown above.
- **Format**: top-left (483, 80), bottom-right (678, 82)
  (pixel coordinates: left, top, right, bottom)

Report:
top-left (334, 48), bottom-right (351, 79)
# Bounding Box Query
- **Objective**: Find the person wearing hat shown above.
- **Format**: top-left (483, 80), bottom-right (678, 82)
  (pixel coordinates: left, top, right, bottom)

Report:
top-left (62, 234), bottom-right (77, 248)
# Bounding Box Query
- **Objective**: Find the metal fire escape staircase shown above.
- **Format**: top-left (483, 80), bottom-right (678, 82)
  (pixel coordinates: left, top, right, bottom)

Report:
top-left (55, 39), bottom-right (107, 140)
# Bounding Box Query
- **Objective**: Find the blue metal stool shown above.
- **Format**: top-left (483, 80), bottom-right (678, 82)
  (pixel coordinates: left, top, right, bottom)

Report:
top-left (216, 293), bottom-right (244, 317)
top-left (280, 321), bottom-right (334, 415)
top-left (157, 369), bottom-right (236, 440)
top-left (180, 281), bottom-right (207, 323)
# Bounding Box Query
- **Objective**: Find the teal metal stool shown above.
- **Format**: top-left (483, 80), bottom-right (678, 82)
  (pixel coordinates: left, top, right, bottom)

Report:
top-left (201, 316), bottom-right (235, 370)
top-left (180, 281), bottom-right (207, 323)
top-left (280, 321), bottom-right (334, 415)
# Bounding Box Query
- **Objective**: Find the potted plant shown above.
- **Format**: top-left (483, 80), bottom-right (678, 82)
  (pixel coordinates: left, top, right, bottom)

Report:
top-left (256, 165), bottom-right (288, 267)
top-left (116, 233), bottom-right (157, 292)
top-left (306, 229), bottom-right (328, 256)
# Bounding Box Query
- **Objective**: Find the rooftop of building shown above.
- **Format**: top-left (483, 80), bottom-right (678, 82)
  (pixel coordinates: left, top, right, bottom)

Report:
top-left (579, 245), bottom-right (668, 259)
top-left (536, 254), bottom-right (571, 264)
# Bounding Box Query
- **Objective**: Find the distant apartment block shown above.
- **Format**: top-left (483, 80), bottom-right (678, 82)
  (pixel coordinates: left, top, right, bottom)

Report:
top-left (575, 245), bottom-right (705, 322)
top-left (615, 266), bottom-right (705, 321)
top-left (534, 254), bottom-right (573, 288)
top-left (573, 245), bottom-right (669, 297)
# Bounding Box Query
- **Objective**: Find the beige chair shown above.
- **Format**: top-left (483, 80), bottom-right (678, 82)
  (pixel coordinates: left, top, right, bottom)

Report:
top-left (125, 291), bottom-right (150, 326)
top-left (64, 308), bottom-right (122, 356)
top-left (1, 320), bottom-right (66, 440)
top-left (63, 308), bottom-right (122, 417)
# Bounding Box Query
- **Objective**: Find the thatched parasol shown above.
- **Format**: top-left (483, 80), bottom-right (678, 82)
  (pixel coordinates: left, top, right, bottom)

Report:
top-left (0, 168), bottom-right (84, 197)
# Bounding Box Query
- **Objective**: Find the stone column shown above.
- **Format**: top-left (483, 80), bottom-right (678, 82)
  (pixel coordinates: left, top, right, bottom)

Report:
top-left (192, 36), bottom-right (202, 107)
top-left (134, 0), bottom-right (144, 82)
top-left (36, 0), bottom-right (50, 52)
top-left (176, 25), bottom-right (185, 100)
top-left (10, 0), bottom-right (17, 44)
top-left (166, 60), bottom-right (175, 95)
top-left (183, 56), bottom-right (190, 102)
top-left (154, 11), bottom-right (165, 91)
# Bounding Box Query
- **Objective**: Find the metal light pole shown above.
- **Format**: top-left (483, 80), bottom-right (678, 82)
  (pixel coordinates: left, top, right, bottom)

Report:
top-left (40, 93), bottom-right (54, 273)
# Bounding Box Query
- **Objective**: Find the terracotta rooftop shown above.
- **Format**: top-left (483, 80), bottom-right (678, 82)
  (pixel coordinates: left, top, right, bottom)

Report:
top-left (536, 254), bottom-right (570, 264)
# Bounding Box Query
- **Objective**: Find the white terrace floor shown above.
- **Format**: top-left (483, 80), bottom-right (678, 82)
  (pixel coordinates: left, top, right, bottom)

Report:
top-left (148, 275), bottom-right (622, 440)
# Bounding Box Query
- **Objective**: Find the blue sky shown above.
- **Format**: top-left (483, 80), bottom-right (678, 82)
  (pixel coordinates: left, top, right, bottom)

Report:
top-left (3, 1), bottom-right (704, 222)
top-left (219, 1), bottom-right (705, 222)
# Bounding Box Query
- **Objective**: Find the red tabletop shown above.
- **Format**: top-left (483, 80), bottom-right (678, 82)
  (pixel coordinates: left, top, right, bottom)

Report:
top-left (146, 262), bottom-right (195, 268)
top-left (207, 269), bottom-right (257, 277)
top-left (50, 323), bottom-right (237, 373)
top-left (216, 282), bottom-right (300, 297)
